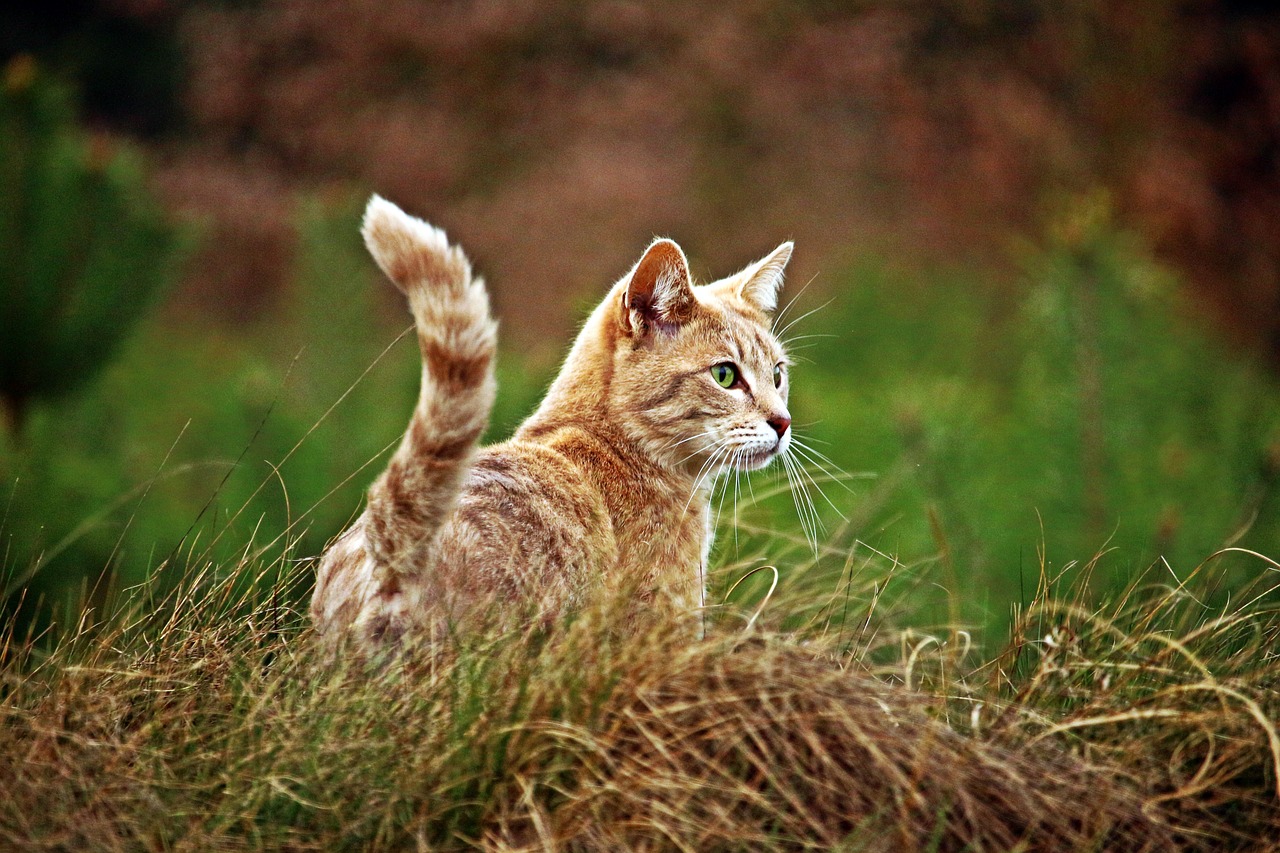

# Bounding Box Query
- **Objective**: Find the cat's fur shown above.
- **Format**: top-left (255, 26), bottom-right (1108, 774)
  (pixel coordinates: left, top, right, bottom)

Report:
top-left (312, 196), bottom-right (793, 646)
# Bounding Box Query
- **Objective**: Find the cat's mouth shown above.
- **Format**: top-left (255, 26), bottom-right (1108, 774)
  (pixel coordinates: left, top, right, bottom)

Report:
top-left (736, 446), bottom-right (780, 470)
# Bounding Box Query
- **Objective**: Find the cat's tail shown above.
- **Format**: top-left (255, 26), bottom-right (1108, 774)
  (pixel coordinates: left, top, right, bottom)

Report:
top-left (359, 195), bottom-right (497, 571)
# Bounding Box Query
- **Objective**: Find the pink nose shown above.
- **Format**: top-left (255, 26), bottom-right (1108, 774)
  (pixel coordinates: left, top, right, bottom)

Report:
top-left (767, 414), bottom-right (791, 437)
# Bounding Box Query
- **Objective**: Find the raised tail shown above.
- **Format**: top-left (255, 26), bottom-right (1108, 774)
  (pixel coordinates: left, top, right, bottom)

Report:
top-left (312, 196), bottom-right (496, 639)
top-left (357, 195), bottom-right (497, 570)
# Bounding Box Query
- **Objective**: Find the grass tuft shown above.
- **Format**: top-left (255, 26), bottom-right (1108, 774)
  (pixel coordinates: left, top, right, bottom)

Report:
top-left (2, 535), bottom-right (1278, 851)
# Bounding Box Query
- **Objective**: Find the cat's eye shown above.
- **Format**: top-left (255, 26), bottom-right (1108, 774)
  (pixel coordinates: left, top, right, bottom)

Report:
top-left (773, 364), bottom-right (784, 388)
top-left (711, 363), bottom-right (738, 388)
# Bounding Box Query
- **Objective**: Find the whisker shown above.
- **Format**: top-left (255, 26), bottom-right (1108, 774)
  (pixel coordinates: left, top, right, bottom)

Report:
top-left (787, 449), bottom-right (826, 537)
top-left (732, 462), bottom-right (744, 551)
top-left (732, 469), bottom-right (814, 503)
top-left (744, 461), bottom-right (759, 506)
top-left (780, 453), bottom-right (808, 540)
top-left (786, 444), bottom-right (850, 490)
top-left (782, 343), bottom-right (826, 354)
top-left (774, 296), bottom-right (835, 341)
top-left (786, 444), bottom-right (850, 518)
top-left (683, 442), bottom-right (730, 519)
top-left (771, 272), bottom-right (820, 331)
top-left (662, 428), bottom-right (717, 454)
top-left (683, 456), bottom-right (717, 517)
top-left (789, 435), bottom-right (848, 467)
top-left (780, 332), bottom-right (837, 344)
top-left (795, 455), bottom-right (825, 544)
top-left (788, 437), bottom-right (858, 493)
top-left (712, 448), bottom-right (737, 534)
top-left (671, 430), bottom-right (722, 467)
top-left (779, 333), bottom-right (836, 352)
top-left (781, 451), bottom-right (821, 553)
top-left (694, 443), bottom-right (728, 492)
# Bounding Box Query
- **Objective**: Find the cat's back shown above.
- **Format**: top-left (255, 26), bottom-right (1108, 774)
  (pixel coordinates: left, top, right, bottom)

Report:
top-left (429, 432), bottom-right (619, 617)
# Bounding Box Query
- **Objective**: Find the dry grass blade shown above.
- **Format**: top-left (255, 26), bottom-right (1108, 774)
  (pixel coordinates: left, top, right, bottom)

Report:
top-left (3, 537), bottom-right (1279, 851)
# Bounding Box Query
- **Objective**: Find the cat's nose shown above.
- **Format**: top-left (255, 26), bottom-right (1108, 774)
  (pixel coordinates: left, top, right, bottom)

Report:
top-left (767, 414), bottom-right (791, 437)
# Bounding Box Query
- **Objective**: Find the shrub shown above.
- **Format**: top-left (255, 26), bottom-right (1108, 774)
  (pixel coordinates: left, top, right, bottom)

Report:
top-left (0, 56), bottom-right (186, 433)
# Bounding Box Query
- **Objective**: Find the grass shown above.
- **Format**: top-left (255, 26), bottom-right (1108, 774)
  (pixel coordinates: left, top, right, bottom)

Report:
top-left (3, 511), bottom-right (1278, 851)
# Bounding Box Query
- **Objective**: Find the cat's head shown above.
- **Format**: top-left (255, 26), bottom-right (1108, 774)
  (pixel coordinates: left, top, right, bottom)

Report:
top-left (607, 237), bottom-right (795, 476)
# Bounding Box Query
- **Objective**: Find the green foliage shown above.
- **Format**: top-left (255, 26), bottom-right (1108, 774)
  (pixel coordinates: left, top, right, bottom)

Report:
top-left (780, 194), bottom-right (1280, 632)
top-left (0, 57), bottom-right (186, 432)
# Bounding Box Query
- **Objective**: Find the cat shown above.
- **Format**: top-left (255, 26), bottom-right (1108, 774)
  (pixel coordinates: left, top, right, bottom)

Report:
top-left (311, 195), bottom-right (794, 647)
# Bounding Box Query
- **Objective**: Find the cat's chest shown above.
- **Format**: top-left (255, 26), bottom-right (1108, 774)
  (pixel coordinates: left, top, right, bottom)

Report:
top-left (615, 488), bottom-right (709, 614)
top-left (539, 428), bottom-right (709, 578)
top-left (614, 481), bottom-right (709, 570)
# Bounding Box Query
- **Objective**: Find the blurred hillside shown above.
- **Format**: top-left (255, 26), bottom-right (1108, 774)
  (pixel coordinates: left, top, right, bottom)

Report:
top-left (3, 1), bottom-right (1280, 637)
top-left (5, 0), bottom-right (1279, 358)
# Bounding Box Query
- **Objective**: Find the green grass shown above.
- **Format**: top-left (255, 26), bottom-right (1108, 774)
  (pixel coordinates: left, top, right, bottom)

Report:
top-left (774, 200), bottom-right (1280, 634)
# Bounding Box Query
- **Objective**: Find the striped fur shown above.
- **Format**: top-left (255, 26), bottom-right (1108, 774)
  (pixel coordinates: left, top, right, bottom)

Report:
top-left (312, 196), bottom-right (794, 648)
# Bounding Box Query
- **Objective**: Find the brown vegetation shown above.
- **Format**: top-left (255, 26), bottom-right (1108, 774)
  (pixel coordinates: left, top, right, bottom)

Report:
top-left (3, 543), bottom-right (1278, 850)
top-left (137, 1), bottom-right (1280, 361)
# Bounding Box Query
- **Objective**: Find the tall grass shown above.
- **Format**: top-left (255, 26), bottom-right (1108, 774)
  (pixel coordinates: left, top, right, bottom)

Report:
top-left (3, 509), bottom-right (1277, 851)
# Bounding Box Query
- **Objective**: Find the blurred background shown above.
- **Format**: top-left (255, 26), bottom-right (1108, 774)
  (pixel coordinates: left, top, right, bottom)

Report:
top-left (2, 0), bottom-right (1279, 639)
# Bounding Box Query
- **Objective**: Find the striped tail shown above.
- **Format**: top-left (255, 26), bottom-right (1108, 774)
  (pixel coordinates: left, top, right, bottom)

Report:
top-left (359, 195), bottom-right (497, 571)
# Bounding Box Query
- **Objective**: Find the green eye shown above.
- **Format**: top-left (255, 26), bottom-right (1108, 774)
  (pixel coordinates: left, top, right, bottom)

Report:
top-left (773, 364), bottom-right (784, 388)
top-left (711, 363), bottom-right (737, 388)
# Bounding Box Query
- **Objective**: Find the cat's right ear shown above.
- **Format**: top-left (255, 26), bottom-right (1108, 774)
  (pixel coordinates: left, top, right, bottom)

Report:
top-left (621, 238), bottom-right (695, 337)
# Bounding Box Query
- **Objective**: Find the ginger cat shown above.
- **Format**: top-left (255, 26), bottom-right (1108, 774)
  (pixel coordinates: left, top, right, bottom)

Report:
top-left (312, 196), bottom-right (794, 646)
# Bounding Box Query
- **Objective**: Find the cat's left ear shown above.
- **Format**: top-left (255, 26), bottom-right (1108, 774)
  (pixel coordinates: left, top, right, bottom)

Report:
top-left (733, 241), bottom-right (793, 315)
top-left (622, 238), bottom-right (696, 337)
